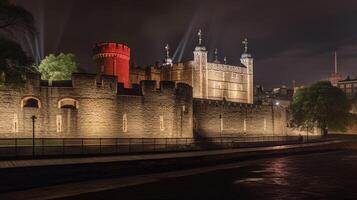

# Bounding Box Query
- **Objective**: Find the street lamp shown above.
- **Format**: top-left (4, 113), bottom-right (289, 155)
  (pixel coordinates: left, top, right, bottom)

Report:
top-left (31, 115), bottom-right (37, 157)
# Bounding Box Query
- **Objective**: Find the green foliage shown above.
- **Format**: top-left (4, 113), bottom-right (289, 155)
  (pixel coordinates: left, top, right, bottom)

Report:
top-left (0, 0), bottom-right (36, 84)
top-left (39, 53), bottom-right (78, 81)
top-left (291, 81), bottom-right (352, 133)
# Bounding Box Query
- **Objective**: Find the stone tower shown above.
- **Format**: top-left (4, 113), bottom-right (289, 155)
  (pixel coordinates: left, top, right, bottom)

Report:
top-left (93, 42), bottom-right (131, 87)
top-left (240, 38), bottom-right (254, 104)
top-left (193, 29), bottom-right (208, 99)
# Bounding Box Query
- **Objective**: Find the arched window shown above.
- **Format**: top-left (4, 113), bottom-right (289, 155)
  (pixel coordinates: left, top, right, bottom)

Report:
top-left (21, 96), bottom-right (41, 108)
top-left (58, 98), bottom-right (79, 109)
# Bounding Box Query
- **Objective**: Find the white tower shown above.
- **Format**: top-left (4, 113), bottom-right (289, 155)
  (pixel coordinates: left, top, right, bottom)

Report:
top-left (193, 29), bottom-right (208, 98)
top-left (240, 38), bottom-right (254, 104)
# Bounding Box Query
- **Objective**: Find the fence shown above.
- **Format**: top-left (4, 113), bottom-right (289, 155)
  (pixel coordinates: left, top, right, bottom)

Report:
top-left (0, 136), bottom-right (323, 158)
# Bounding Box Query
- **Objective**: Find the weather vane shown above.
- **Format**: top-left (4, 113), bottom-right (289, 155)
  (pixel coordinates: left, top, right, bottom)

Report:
top-left (165, 44), bottom-right (170, 58)
top-left (242, 38), bottom-right (248, 53)
top-left (198, 29), bottom-right (202, 46)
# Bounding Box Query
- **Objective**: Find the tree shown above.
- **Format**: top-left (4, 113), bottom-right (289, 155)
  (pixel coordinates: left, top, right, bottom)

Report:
top-left (0, 38), bottom-right (34, 83)
top-left (39, 53), bottom-right (78, 81)
top-left (291, 81), bottom-right (352, 134)
top-left (0, 0), bottom-right (36, 84)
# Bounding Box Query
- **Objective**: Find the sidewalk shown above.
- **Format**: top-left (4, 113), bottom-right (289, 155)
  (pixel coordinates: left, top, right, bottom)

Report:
top-left (0, 140), bottom-right (344, 169)
top-left (0, 139), bottom-right (350, 200)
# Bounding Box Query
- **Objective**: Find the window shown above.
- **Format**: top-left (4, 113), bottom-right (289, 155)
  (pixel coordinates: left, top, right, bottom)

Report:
top-left (58, 98), bottom-right (79, 109)
top-left (21, 97), bottom-right (41, 108)
top-left (123, 114), bottom-right (128, 133)
top-left (56, 115), bottom-right (62, 133)
top-left (346, 84), bottom-right (352, 88)
top-left (264, 118), bottom-right (267, 132)
top-left (12, 113), bottom-right (18, 133)
top-left (160, 115), bottom-right (165, 131)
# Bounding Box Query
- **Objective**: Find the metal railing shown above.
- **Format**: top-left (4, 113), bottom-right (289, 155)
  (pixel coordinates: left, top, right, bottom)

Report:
top-left (0, 136), bottom-right (323, 158)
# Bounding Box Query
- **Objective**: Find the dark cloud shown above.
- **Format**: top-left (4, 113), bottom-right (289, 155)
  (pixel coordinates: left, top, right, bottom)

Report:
top-left (12, 0), bottom-right (357, 88)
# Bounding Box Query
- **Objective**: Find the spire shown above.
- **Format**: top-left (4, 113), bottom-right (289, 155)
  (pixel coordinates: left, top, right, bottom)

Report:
top-left (241, 38), bottom-right (252, 59)
top-left (165, 44), bottom-right (170, 59)
top-left (163, 43), bottom-right (172, 66)
top-left (198, 29), bottom-right (202, 46)
top-left (242, 38), bottom-right (248, 53)
top-left (194, 29), bottom-right (206, 52)
top-left (214, 48), bottom-right (220, 63)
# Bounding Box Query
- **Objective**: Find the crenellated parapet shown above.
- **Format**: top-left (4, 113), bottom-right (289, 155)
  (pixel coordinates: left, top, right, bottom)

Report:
top-left (139, 80), bottom-right (192, 98)
top-left (93, 43), bottom-right (130, 60)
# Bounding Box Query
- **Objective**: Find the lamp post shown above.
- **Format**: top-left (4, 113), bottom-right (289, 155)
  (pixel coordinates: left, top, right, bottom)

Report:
top-left (31, 115), bottom-right (37, 157)
top-left (305, 121), bottom-right (309, 143)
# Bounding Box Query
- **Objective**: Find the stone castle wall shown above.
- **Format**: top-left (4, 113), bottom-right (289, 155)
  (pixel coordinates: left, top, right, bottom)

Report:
top-left (0, 73), bottom-right (319, 138)
top-left (193, 99), bottom-right (321, 137)
top-left (0, 73), bottom-right (193, 138)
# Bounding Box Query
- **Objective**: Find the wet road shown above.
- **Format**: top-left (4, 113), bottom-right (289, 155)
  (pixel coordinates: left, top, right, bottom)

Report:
top-left (60, 150), bottom-right (357, 200)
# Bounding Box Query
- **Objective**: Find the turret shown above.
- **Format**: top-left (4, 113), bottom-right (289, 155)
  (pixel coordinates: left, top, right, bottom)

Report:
top-left (93, 42), bottom-right (131, 88)
top-left (193, 29), bottom-right (208, 99)
top-left (240, 38), bottom-right (254, 104)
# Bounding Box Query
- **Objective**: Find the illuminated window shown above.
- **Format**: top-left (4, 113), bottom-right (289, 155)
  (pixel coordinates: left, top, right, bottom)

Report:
top-left (346, 84), bottom-right (352, 88)
top-left (160, 115), bottom-right (165, 131)
top-left (56, 115), bottom-right (62, 133)
top-left (12, 113), bottom-right (18, 133)
top-left (58, 98), bottom-right (79, 109)
top-left (123, 113), bottom-right (128, 133)
top-left (21, 97), bottom-right (41, 108)
top-left (339, 85), bottom-right (344, 89)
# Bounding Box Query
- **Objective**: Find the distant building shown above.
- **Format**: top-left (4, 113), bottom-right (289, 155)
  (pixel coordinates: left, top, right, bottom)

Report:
top-left (337, 77), bottom-right (357, 115)
top-left (254, 85), bottom-right (294, 108)
top-left (322, 52), bottom-right (345, 86)
top-left (337, 77), bottom-right (357, 99)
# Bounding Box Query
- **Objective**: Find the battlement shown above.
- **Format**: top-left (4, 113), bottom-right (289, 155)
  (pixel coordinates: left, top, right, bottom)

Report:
top-left (193, 98), bottom-right (267, 110)
top-left (93, 42), bottom-right (130, 58)
top-left (139, 80), bottom-right (192, 97)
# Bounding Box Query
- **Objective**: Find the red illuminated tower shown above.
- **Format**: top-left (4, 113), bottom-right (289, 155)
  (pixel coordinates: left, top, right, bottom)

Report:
top-left (93, 42), bottom-right (131, 87)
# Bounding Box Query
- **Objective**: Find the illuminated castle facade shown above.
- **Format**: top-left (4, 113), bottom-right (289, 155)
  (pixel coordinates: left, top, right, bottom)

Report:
top-left (130, 30), bottom-right (253, 104)
top-left (0, 32), bottom-right (319, 138)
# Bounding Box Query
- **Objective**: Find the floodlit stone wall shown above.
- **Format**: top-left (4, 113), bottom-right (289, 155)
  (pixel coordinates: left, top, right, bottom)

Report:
top-left (193, 99), bottom-right (320, 137)
top-left (0, 73), bottom-right (193, 138)
top-left (0, 73), bottom-right (319, 138)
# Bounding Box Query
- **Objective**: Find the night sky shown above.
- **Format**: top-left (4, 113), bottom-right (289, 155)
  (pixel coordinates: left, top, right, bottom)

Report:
top-left (12, 0), bottom-right (357, 88)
